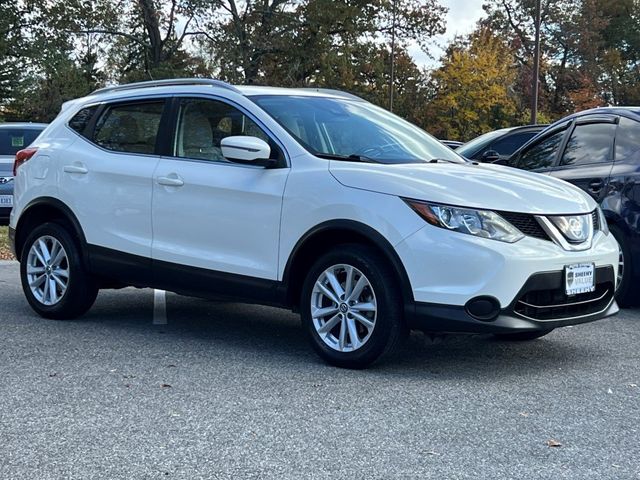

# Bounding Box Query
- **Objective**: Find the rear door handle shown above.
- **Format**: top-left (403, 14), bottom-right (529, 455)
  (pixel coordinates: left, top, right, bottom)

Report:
top-left (63, 165), bottom-right (88, 174)
top-left (157, 175), bottom-right (184, 187)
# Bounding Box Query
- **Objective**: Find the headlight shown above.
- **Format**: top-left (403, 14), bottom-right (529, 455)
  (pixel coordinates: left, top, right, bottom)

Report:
top-left (404, 199), bottom-right (524, 243)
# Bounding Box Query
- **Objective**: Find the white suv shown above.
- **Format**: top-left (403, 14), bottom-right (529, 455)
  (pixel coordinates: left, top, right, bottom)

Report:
top-left (9, 79), bottom-right (619, 368)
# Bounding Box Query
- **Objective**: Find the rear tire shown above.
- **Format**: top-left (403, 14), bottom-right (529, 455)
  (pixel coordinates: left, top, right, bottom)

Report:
top-left (20, 222), bottom-right (98, 319)
top-left (609, 224), bottom-right (634, 308)
top-left (494, 328), bottom-right (554, 341)
top-left (300, 244), bottom-right (405, 369)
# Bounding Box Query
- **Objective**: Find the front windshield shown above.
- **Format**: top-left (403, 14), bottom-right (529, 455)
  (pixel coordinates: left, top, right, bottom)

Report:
top-left (251, 95), bottom-right (465, 164)
top-left (456, 129), bottom-right (510, 158)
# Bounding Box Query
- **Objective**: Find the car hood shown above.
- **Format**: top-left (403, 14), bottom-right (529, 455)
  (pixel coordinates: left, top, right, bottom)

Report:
top-left (329, 161), bottom-right (596, 214)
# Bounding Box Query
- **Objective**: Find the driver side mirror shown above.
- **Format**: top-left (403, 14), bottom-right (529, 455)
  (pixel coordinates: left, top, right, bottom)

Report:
top-left (221, 136), bottom-right (273, 166)
top-left (481, 150), bottom-right (501, 163)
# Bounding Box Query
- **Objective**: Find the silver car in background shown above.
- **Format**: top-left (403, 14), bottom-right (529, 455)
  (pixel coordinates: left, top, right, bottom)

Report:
top-left (0, 123), bottom-right (47, 224)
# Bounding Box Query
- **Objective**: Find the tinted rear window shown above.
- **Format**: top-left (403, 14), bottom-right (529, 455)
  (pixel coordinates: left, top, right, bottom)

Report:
top-left (560, 122), bottom-right (615, 166)
top-left (615, 117), bottom-right (640, 160)
top-left (93, 101), bottom-right (164, 154)
top-left (0, 128), bottom-right (44, 156)
top-left (69, 106), bottom-right (98, 138)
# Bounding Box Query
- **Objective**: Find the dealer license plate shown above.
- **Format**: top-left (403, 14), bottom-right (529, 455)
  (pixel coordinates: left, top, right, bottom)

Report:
top-left (0, 195), bottom-right (12, 207)
top-left (565, 263), bottom-right (595, 296)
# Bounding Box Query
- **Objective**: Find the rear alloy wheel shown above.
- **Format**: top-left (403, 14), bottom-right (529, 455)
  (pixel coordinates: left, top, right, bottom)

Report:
top-left (20, 222), bottom-right (98, 319)
top-left (301, 245), bottom-right (404, 368)
top-left (26, 235), bottom-right (70, 306)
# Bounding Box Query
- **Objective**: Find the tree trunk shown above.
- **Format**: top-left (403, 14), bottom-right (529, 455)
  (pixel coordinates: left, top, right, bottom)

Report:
top-left (138, 0), bottom-right (163, 69)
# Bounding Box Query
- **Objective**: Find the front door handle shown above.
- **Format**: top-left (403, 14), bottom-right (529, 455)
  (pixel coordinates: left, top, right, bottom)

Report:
top-left (157, 175), bottom-right (184, 187)
top-left (63, 165), bottom-right (88, 174)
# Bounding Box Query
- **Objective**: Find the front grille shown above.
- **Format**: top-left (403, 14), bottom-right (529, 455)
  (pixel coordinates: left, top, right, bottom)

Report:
top-left (513, 267), bottom-right (614, 321)
top-left (499, 210), bottom-right (600, 242)
top-left (498, 211), bottom-right (550, 241)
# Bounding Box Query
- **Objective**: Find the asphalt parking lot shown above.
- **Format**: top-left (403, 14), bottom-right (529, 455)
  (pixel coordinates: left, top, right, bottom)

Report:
top-left (0, 261), bottom-right (638, 479)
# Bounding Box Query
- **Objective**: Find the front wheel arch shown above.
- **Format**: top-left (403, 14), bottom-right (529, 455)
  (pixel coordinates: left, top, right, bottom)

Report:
top-left (282, 220), bottom-right (414, 310)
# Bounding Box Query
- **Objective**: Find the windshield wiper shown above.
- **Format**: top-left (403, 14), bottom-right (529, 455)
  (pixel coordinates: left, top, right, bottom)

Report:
top-left (314, 153), bottom-right (379, 163)
top-left (428, 157), bottom-right (466, 164)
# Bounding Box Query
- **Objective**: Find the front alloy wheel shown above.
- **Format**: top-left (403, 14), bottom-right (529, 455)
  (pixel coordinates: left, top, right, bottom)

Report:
top-left (311, 264), bottom-right (377, 352)
top-left (301, 244), bottom-right (405, 369)
top-left (609, 225), bottom-right (634, 307)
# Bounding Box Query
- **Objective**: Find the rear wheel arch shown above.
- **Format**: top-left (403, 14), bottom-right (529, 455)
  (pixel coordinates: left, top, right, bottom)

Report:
top-left (282, 220), bottom-right (414, 310)
top-left (15, 198), bottom-right (87, 263)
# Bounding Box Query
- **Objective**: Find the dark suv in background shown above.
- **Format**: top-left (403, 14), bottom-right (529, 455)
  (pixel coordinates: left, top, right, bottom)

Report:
top-left (509, 108), bottom-right (640, 306)
top-left (0, 123), bottom-right (48, 224)
top-left (457, 125), bottom-right (547, 163)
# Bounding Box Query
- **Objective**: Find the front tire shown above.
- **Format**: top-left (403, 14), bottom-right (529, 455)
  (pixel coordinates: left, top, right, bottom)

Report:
top-left (300, 244), bottom-right (405, 369)
top-left (610, 224), bottom-right (634, 307)
top-left (20, 222), bottom-right (98, 319)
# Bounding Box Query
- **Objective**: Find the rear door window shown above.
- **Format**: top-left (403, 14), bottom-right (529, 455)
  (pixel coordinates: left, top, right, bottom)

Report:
top-left (614, 117), bottom-right (640, 160)
top-left (93, 101), bottom-right (165, 154)
top-left (516, 129), bottom-right (566, 171)
top-left (559, 122), bottom-right (615, 167)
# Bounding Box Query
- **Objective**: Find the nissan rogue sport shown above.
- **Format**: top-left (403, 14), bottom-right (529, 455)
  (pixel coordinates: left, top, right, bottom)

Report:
top-left (8, 79), bottom-right (620, 368)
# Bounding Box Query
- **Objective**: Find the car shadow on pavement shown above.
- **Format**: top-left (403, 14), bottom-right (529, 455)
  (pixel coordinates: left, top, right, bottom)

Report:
top-left (77, 290), bottom-right (611, 380)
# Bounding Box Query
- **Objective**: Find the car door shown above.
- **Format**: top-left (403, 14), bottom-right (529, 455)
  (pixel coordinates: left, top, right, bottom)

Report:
top-left (58, 99), bottom-right (167, 266)
top-left (511, 124), bottom-right (570, 173)
top-left (547, 116), bottom-right (616, 202)
top-left (151, 96), bottom-right (290, 290)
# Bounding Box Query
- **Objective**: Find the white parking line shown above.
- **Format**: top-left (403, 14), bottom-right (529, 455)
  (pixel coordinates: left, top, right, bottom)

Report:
top-left (153, 289), bottom-right (167, 325)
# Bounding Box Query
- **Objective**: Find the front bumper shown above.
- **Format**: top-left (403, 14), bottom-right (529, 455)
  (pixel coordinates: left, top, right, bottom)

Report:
top-left (406, 266), bottom-right (618, 333)
top-left (395, 224), bottom-right (620, 307)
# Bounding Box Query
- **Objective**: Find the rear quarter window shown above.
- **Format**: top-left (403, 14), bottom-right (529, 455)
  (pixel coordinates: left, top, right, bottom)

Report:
top-left (68, 106), bottom-right (99, 138)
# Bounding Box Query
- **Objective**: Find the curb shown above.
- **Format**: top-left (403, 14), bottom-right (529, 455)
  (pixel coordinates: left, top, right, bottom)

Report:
top-left (0, 260), bottom-right (18, 265)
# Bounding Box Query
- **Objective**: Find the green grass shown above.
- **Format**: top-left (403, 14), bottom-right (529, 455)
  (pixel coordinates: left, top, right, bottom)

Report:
top-left (0, 226), bottom-right (14, 260)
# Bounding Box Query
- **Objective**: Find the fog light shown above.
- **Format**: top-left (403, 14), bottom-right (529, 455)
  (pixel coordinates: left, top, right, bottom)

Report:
top-left (465, 296), bottom-right (500, 321)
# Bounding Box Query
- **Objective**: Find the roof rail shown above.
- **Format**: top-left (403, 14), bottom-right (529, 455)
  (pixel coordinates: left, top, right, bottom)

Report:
top-left (300, 88), bottom-right (367, 102)
top-left (91, 78), bottom-right (242, 96)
